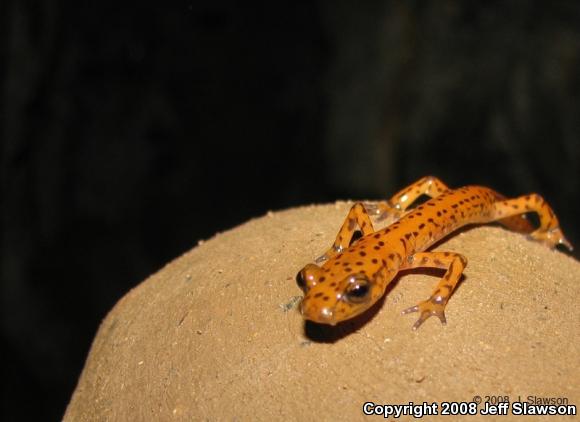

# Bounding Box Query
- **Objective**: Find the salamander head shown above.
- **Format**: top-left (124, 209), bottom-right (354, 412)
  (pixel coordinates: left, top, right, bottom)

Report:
top-left (297, 263), bottom-right (383, 325)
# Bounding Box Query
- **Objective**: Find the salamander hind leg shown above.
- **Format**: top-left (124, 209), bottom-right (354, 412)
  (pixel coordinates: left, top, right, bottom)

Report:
top-left (316, 202), bottom-right (375, 263)
top-left (491, 194), bottom-right (573, 251)
top-left (400, 252), bottom-right (467, 330)
top-left (366, 176), bottom-right (450, 223)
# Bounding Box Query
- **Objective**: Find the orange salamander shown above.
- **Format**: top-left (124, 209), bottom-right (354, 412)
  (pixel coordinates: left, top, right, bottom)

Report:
top-left (297, 176), bottom-right (572, 330)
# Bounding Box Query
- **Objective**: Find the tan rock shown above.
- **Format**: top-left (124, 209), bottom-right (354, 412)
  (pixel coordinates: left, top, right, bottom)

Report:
top-left (64, 203), bottom-right (580, 421)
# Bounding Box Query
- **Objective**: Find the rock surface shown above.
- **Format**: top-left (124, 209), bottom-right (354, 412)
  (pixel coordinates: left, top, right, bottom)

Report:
top-left (65, 203), bottom-right (580, 421)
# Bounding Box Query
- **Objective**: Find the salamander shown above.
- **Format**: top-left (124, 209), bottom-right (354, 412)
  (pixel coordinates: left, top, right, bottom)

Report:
top-left (297, 176), bottom-right (572, 329)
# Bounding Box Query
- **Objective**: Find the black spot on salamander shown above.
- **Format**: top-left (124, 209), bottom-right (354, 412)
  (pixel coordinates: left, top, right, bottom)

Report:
top-left (323, 296), bottom-right (330, 301)
top-left (437, 211), bottom-right (442, 217)
top-left (388, 253), bottom-right (395, 260)
top-left (378, 241), bottom-right (385, 246)
top-left (405, 233), bottom-right (412, 240)
top-left (319, 276), bottom-right (326, 282)
top-left (330, 282), bottom-right (337, 287)
top-left (373, 233), bottom-right (381, 239)
top-left (418, 223), bottom-right (425, 229)
top-left (359, 251), bottom-right (366, 257)
top-left (450, 261), bottom-right (458, 272)
top-left (314, 292), bottom-right (323, 298)
top-left (371, 258), bottom-right (378, 264)
top-left (355, 261), bottom-right (363, 266)
top-left (373, 245), bottom-right (380, 250)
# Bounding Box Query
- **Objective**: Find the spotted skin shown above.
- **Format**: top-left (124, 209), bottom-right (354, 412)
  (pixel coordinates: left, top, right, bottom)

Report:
top-left (298, 176), bottom-right (572, 330)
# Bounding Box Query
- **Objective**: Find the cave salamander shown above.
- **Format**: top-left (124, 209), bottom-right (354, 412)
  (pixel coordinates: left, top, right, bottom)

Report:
top-left (297, 176), bottom-right (572, 329)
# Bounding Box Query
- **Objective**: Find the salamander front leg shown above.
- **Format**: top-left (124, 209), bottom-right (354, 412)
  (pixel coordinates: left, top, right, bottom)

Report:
top-left (366, 176), bottom-right (450, 222)
top-left (400, 251), bottom-right (467, 330)
top-left (316, 202), bottom-right (375, 263)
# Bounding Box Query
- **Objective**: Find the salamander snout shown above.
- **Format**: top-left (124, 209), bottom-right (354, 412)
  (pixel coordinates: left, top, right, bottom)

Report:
top-left (300, 302), bottom-right (337, 325)
top-left (299, 273), bottom-right (376, 325)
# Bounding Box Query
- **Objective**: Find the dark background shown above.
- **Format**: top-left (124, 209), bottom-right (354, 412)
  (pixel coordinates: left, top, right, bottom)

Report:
top-left (2, 1), bottom-right (579, 420)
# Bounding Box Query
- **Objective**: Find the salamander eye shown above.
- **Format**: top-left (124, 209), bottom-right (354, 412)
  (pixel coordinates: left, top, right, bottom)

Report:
top-left (344, 275), bottom-right (371, 304)
top-left (296, 270), bottom-right (308, 292)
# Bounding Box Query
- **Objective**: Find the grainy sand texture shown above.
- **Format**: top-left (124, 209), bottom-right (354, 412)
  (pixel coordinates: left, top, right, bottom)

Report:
top-left (65, 203), bottom-right (580, 421)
